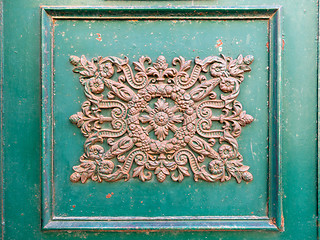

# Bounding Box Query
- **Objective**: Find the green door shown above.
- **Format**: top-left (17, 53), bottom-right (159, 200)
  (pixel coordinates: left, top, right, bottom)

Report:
top-left (1, 0), bottom-right (319, 239)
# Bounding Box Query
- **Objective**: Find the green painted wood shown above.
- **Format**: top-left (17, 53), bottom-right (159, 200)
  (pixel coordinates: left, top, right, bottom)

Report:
top-left (0, 0), bottom-right (3, 239)
top-left (1, 0), bottom-right (319, 239)
top-left (40, 6), bottom-right (282, 231)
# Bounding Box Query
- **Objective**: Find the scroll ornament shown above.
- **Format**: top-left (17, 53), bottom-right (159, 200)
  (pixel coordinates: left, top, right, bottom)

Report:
top-left (69, 54), bottom-right (254, 183)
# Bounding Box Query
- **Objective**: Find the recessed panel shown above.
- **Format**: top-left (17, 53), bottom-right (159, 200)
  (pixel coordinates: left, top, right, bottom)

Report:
top-left (41, 7), bottom-right (281, 230)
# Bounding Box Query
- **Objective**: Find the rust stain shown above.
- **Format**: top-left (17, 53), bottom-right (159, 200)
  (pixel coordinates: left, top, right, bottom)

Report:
top-left (128, 20), bottom-right (138, 22)
top-left (282, 39), bottom-right (285, 51)
top-left (72, 205), bottom-right (76, 208)
top-left (106, 193), bottom-right (112, 198)
top-left (215, 39), bottom-right (223, 48)
top-left (266, 42), bottom-right (269, 52)
top-left (281, 215), bottom-right (284, 228)
top-left (96, 33), bottom-right (102, 42)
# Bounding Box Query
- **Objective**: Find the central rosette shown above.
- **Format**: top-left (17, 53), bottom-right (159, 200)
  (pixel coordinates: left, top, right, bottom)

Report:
top-left (140, 98), bottom-right (183, 141)
top-left (126, 84), bottom-right (197, 157)
top-left (154, 112), bottom-right (168, 126)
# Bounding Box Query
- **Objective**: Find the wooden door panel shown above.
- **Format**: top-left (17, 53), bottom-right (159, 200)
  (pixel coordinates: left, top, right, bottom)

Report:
top-left (41, 7), bottom-right (281, 231)
top-left (1, 1), bottom-right (318, 239)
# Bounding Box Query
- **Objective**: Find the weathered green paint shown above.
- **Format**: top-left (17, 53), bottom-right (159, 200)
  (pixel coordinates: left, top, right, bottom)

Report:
top-left (1, 0), bottom-right (319, 239)
top-left (40, 6), bottom-right (282, 231)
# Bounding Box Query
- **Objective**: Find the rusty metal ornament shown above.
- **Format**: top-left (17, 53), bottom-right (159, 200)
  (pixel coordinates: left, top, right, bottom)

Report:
top-left (69, 54), bottom-right (254, 184)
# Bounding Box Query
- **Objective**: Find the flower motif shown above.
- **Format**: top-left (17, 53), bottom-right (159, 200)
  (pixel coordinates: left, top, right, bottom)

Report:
top-left (210, 61), bottom-right (227, 77)
top-left (99, 62), bottom-right (114, 78)
top-left (208, 160), bottom-right (224, 174)
top-left (140, 98), bottom-right (184, 141)
top-left (88, 145), bottom-right (105, 159)
top-left (89, 78), bottom-right (104, 94)
top-left (219, 78), bottom-right (235, 92)
top-left (219, 144), bottom-right (234, 159)
top-left (98, 160), bottom-right (114, 174)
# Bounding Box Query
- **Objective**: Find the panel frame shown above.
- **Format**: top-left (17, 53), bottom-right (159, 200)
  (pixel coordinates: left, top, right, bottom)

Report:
top-left (41, 6), bottom-right (283, 231)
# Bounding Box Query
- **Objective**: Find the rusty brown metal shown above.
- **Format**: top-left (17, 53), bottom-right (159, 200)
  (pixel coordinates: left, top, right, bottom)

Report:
top-left (69, 54), bottom-right (254, 183)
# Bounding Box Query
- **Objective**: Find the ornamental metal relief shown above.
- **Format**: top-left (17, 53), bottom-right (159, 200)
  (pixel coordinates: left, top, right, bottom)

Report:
top-left (69, 54), bottom-right (254, 183)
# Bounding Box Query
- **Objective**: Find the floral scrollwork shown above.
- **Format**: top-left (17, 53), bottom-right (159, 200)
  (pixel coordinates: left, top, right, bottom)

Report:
top-left (69, 54), bottom-right (254, 184)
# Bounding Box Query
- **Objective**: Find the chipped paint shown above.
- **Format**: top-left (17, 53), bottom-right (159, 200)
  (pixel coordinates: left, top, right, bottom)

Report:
top-left (96, 33), bottom-right (102, 42)
top-left (106, 192), bottom-right (114, 198)
top-left (215, 39), bottom-right (223, 48)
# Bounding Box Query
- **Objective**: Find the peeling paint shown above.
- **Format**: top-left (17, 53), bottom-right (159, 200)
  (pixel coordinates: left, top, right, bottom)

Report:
top-left (96, 33), bottom-right (102, 42)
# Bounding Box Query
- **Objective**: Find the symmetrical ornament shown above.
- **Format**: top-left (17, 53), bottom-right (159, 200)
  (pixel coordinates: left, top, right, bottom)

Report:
top-left (69, 54), bottom-right (254, 183)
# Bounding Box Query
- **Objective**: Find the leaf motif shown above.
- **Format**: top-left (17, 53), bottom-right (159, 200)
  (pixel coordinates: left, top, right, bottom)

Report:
top-left (171, 172), bottom-right (184, 182)
top-left (196, 56), bottom-right (222, 72)
top-left (154, 167), bottom-right (161, 175)
top-left (163, 68), bottom-right (178, 77)
top-left (229, 169), bottom-right (242, 183)
top-left (133, 61), bottom-right (145, 72)
top-left (181, 60), bottom-right (192, 72)
top-left (140, 115), bottom-right (152, 123)
top-left (105, 79), bottom-right (135, 102)
top-left (162, 167), bottom-right (170, 175)
top-left (221, 130), bottom-right (239, 152)
top-left (188, 136), bottom-right (220, 159)
top-left (133, 166), bottom-right (144, 178)
top-left (227, 160), bottom-right (243, 168)
top-left (105, 136), bottom-right (134, 159)
top-left (133, 56), bottom-right (151, 72)
top-left (73, 166), bottom-right (86, 172)
top-left (133, 166), bottom-right (152, 181)
top-left (87, 61), bottom-right (97, 72)
top-left (231, 120), bottom-right (242, 138)
top-left (81, 172), bottom-right (88, 183)
top-left (147, 160), bottom-right (159, 167)
top-left (164, 161), bottom-right (177, 171)
top-left (189, 79), bottom-right (219, 101)
top-left (118, 137), bottom-right (134, 150)
top-left (73, 66), bottom-right (85, 73)
top-left (237, 54), bottom-right (243, 64)
top-left (240, 65), bottom-right (251, 72)
top-left (172, 56), bottom-right (192, 72)
top-left (178, 166), bottom-right (190, 176)
top-left (80, 71), bottom-right (91, 77)
top-left (80, 55), bottom-right (88, 67)
top-left (171, 166), bottom-right (190, 182)
top-left (239, 165), bottom-right (250, 172)
top-left (171, 114), bottom-right (184, 123)
top-left (113, 85), bottom-right (133, 101)
top-left (103, 56), bottom-right (128, 66)
top-left (146, 67), bottom-right (159, 77)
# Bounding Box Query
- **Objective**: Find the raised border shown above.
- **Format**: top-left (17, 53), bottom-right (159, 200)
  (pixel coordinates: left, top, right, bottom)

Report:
top-left (0, 0), bottom-right (3, 238)
top-left (41, 6), bottom-right (282, 231)
top-left (317, 0), bottom-right (320, 238)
